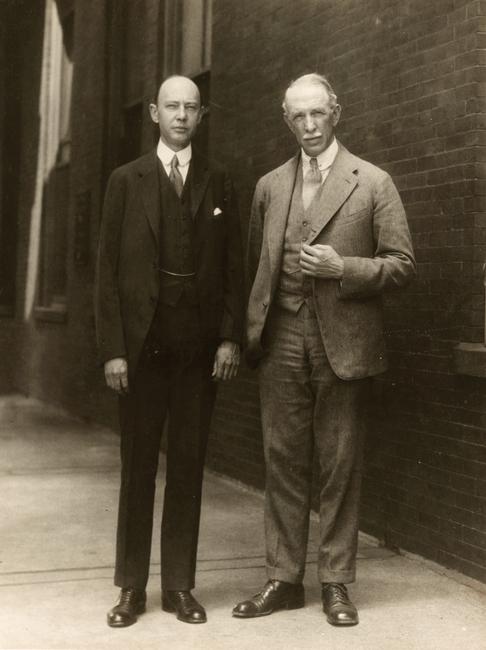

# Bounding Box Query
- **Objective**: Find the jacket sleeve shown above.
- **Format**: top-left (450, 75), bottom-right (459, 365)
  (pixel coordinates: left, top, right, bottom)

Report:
top-left (245, 177), bottom-right (266, 298)
top-left (94, 168), bottom-right (128, 365)
top-left (219, 172), bottom-right (245, 344)
top-left (339, 172), bottom-right (416, 299)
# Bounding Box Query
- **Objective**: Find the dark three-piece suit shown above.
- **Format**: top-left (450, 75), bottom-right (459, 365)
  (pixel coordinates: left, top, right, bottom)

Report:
top-left (95, 149), bottom-right (244, 591)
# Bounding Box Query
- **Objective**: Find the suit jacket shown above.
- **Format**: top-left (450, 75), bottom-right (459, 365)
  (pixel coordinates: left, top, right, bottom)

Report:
top-left (246, 143), bottom-right (416, 379)
top-left (94, 149), bottom-right (244, 376)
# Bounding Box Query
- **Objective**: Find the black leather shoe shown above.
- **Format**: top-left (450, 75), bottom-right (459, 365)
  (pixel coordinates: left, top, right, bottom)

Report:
top-left (162, 590), bottom-right (207, 624)
top-left (232, 580), bottom-right (305, 618)
top-left (107, 587), bottom-right (146, 628)
top-left (321, 583), bottom-right (359, 626)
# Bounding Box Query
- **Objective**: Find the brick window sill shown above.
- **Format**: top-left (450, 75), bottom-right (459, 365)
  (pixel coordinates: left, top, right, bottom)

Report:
top-left (453, 342), bottom-right (486, 378)
top-left (34, 305), bottom-right (67, 323)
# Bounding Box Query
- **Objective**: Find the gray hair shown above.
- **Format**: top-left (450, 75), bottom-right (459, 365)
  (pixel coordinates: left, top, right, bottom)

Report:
top-left (282, 73), bottom-right (338, 114)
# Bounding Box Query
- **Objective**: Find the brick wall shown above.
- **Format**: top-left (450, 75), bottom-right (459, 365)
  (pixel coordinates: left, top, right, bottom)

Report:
top-left (208, 0), bottom-right (486, 582)
top-left (1, 0), bottom-right (485, 583)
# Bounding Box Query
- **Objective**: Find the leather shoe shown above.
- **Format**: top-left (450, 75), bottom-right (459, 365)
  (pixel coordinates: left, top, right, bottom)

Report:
top-left (232, 579), bottom-right (305, 618)
top-left (107, 587), bottom-right (146, 627)
top-left (162, 590), bottom-right (207, 624)
top-left (321, 583), bottom-right (359, 626)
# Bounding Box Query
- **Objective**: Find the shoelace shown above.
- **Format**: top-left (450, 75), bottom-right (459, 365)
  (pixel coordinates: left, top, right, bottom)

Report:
top-left (167, 591), bottom-right (201, 610)
top-left (119, 588), bottom-right (140, 608)
top-left (249, 580), bottom-right (280, 606)
top-left (323, 584), bottom-right (349, 604)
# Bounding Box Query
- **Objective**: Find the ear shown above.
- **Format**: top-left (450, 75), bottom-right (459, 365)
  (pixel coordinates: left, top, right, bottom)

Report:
top-left (149, 103), bottom-right (159, 124)
top-left (332, 104), bottom-right (342, 127)
top-left (283, 113), bottom-right (295, 135)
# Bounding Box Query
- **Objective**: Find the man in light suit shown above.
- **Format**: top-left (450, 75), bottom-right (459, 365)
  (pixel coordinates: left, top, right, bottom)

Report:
top-left (233, 73), bottom-right (415, 626)
top-left (95, 76), bottom-right (243, 627)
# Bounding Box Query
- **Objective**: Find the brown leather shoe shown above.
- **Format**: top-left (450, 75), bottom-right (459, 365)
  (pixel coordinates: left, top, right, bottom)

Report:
top-left (107, 587), bottom-right (146, 627)
top-left (162, 590), bottom-right (207, 624)
top-left (321, 583), bottom-right (359, 626)
top-left (232, 580), bottom-right (305, 618)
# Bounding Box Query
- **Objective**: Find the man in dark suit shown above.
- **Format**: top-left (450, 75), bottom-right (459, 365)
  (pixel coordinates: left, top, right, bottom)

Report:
top-left (95, 75), bottom-right (243, 627)
top-left (232, 73), bottom-right (415, 626)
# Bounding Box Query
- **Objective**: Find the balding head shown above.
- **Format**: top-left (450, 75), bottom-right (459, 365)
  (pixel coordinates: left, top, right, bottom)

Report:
top-left (156, 75), bottom-right (201, 106)
top-left (149, 75), bottom-right (202, 151)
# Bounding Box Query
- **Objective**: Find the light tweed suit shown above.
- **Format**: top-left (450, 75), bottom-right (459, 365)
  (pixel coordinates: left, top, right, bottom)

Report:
top-left (246, 143), bottom-right (416, 584)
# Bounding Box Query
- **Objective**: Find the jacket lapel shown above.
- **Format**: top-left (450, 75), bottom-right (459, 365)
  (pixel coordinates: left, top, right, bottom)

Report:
top-left (267, 154), bottom-right (300, 278)
top-left (189, 151), bottom-right (210, 219)
top-left (138, 151), bottom-right (160, 245)
top-left (308, 145), bottom-right (358, 243)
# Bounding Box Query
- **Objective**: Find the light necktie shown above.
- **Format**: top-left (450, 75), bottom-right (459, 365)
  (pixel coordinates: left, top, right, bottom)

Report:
top-left (169, 154), bottom-right (184, 197)
top-left (302, 157), bottom-right (322, 210)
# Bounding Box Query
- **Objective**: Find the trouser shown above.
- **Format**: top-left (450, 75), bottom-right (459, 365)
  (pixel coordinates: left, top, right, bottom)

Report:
top-left (259, 302), bottom-right (370, 585)
top-left (114, 302), bottom-right (217, 591)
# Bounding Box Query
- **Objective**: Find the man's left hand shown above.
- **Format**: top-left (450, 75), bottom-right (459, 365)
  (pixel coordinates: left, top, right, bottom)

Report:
top-left (300, 243), bottom-right (344, 279)
top-left (212, 340), bottom-right (240, 381)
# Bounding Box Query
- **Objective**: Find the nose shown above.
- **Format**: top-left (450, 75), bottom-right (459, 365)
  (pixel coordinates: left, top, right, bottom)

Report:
top-left (303, 113), bottom-right (316, 131)
top-left (176, 105), bottom-right (187, 120)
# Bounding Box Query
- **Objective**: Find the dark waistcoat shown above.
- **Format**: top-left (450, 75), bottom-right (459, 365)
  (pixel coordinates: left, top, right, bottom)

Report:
top-left (157, 160), bottom-right (198, 306)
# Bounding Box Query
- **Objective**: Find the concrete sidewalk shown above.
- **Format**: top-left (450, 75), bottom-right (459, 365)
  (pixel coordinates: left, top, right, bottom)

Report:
top-left (0, 394), bottom-right (485, 650)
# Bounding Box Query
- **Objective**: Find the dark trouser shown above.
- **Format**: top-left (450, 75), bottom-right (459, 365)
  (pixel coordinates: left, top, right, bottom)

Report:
top-left (259, 302), bottom-right (370, 585)
top-left (114, 302), bottom-right (217, 591)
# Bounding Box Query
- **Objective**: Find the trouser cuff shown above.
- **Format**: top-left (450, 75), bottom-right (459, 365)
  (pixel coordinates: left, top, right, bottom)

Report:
top-left (319, 568), bottom-right (355, 584)
top-left (267, 566), bottom-right (304, 585)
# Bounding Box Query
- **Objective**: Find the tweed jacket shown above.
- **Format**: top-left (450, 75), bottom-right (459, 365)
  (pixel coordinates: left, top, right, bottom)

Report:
top-left (246, 143), bottom-right (416, 379)
top-left (95, 149), bottom-right (244, 376)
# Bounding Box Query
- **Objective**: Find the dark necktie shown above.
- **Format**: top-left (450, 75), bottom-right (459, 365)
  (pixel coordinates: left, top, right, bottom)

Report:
top-left (169, 154), bottom-right (184, 197)
top-left (302, 157), bottom-right (322, 209)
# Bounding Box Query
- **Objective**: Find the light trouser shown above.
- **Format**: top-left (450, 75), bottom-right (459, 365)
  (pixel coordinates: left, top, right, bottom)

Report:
top-left (259, 302), bottom-right (370, 585)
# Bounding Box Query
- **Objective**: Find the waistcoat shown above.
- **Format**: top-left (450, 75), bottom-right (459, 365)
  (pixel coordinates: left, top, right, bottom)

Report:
top-left (275, 160), bottom-right (325, 312)
top-left (157, 159), bottom-right (198, 306)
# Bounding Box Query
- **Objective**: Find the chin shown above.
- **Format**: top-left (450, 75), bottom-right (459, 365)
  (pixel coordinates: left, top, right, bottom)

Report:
top-left (304, 143), bottom-right (326, 156)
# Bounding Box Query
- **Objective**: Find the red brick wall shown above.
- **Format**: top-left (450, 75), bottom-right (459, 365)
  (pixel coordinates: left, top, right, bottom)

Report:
top-left (208, 0), bottom-right (486, 582)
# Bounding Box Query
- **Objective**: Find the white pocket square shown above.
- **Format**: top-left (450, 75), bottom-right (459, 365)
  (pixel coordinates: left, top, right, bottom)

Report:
top-left (213, 207), bottom-right (223, 216)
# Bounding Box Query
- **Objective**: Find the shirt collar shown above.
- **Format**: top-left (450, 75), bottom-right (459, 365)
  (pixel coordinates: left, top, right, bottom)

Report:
top-left (301, 137), bottom-right (338, 171)
top-left (157, 139), bottom-right (192, 167)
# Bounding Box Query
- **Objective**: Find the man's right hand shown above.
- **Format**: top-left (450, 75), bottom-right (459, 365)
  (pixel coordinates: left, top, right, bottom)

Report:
top-left (104, 357), bottom-right (129, 394)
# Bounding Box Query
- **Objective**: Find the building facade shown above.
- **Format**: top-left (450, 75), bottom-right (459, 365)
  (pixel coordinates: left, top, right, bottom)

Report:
top-left (1, 0), bottom-right (485, 582)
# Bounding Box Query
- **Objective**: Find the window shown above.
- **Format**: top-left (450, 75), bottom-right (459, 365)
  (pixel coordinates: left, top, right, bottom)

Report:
top-left (35, 2), bottom-right (73, 319)
top-left (118, 0), bottom-right (145, 165)
top-left (160, 0), bottom-right (213, 152)
top-left (0, 2), bottom-right (21, 316)
top-left (162, 0), bottom-right (212, 79)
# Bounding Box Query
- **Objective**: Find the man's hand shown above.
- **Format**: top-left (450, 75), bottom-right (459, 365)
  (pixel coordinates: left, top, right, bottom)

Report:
top-left (212, 341), bottom-right (240, 381)
top-left (299, 243), bottom-right (344, 279)
top-left (104, 357), bottom-right (129, 394)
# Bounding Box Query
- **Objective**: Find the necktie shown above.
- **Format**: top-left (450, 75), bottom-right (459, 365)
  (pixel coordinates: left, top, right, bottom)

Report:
top-left (169, 155), bottom-right (184, 197)
top-left (302, 157), bottom-right (322, 209)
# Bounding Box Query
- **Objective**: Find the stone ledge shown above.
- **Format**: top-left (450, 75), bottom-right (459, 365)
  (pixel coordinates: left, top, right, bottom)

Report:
top-left (453, 342), bottom-right (486, 378)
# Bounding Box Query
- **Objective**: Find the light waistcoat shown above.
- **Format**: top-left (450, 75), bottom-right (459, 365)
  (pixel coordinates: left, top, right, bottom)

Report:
top-left (275, 159), bottom-right (326, 312)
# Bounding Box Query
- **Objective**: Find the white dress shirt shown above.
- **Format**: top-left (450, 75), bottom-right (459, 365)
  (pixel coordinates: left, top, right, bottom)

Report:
top-left (301, 137), bottom-right (339, 184)
top-left (156, 139), bottom-right (192, 184)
